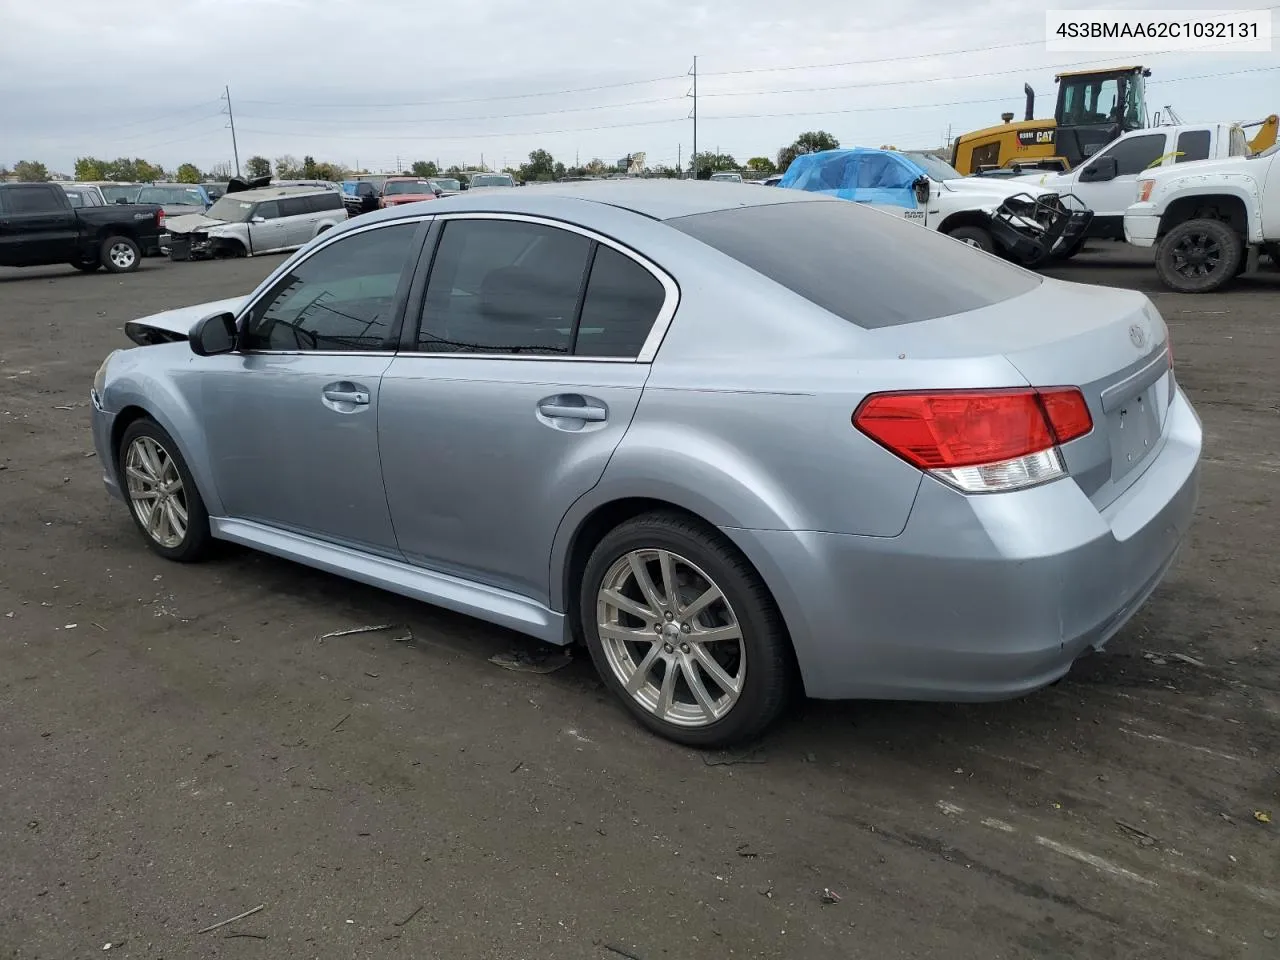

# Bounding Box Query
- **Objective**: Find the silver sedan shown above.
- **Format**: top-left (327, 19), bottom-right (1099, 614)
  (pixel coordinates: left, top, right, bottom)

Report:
top-left (89, 181), bottom-right (1202, 747)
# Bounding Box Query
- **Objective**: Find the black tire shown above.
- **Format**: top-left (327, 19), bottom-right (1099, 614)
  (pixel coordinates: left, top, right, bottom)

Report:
top-left (117, 418), bottom-right (213, 563)
top-left (579, 511), bottom-right (794, 748)
top-left (946, 225), bottom-right (996, 254)
top-left (100, 235), bottom-right (141, 273)
top-left (71, 260), bottom-right (101, 273)
top-left (1154, 218), bottom-right (1243, 293)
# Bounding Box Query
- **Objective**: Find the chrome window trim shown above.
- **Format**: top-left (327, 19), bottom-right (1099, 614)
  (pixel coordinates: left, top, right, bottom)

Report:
top-left (404, 211), bottom-right (680, 364)
top-left (235, 214), bottom-right (435, 355)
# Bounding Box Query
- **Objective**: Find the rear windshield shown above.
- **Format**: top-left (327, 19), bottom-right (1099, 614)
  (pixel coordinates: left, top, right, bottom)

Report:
top-left (667, 199), bottom-right (1041, 328)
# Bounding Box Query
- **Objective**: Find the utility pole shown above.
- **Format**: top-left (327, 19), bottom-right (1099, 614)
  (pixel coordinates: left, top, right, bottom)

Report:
top-left (677, 143), bottom-right (681, 175)
top-left (221, 85), bottom-right (241, 177)
top-left (687, 56), bottom-right (698, 179)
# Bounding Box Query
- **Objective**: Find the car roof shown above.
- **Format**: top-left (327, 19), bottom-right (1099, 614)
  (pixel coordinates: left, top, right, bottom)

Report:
top-left (351, 179), bottom-right (824, 225)
top-left (219, 185), bottom-right (336, 201)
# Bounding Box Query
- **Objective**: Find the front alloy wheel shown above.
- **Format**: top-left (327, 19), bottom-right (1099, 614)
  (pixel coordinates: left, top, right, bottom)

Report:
top-left (125, 436), bottom-right (189, 548)
top-left (596, 549), bottom-right (745, 727)
top-left (116, 418), bottom-right (212, 562)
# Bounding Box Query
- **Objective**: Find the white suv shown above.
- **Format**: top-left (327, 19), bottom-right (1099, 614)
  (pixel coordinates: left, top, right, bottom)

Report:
top-left (163, 186), bottom-right (347, 260)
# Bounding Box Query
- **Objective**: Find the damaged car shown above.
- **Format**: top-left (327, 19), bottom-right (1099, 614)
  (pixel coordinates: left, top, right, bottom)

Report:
top-left (779, 148), bottom-right (1092, 266)
top-left (164, 185), bottom-right (347, 261)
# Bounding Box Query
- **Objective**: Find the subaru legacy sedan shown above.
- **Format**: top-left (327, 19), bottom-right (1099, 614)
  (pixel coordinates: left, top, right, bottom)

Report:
top-left (89, 181), bottom-right (1201, 747)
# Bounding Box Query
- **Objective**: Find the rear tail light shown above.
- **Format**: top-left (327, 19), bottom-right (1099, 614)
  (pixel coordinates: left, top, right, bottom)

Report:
top-left (157, 209), bottom-right (166, 228)
top-left (853, 387), bottom-right (1093, 493)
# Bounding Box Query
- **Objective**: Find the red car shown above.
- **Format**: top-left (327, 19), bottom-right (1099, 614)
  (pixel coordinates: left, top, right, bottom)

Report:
top-left (378, 178), bottom-right (440, 208)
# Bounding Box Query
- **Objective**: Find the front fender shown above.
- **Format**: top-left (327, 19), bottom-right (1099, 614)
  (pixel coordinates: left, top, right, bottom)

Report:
top-left (102, 348), bottom-right (225, 516)
top-left (1152, 176), bottom-right (1264, 243)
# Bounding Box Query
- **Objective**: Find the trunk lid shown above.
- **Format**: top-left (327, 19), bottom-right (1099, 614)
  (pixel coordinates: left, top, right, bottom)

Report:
top-left (874, 276), bottom-right (1174, 507)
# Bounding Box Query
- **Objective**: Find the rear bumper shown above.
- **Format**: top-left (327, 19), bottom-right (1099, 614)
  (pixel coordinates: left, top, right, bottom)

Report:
top-left (1124, 206), bottom-right (1160, 247)
top-left (723, 388), bottom-right (1202, 701)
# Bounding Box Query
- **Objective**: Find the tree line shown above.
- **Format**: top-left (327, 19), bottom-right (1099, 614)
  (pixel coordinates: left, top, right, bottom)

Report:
top-left (2, 131), bottom-right (841, 185)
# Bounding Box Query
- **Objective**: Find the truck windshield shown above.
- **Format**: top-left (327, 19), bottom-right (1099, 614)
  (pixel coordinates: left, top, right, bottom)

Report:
top-left (471, 174), bottom-right (514, 187)
top-left (383, 180), bottom-right (435, 195)
top-left (204, 197), bottom-right (255, 222)
top-left (99, 185), bottom-right (139, 203)
top-left (903, 152), bottom-right (963, 181)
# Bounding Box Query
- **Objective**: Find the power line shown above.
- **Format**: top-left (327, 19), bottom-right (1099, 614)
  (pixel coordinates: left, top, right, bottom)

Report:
top-left (239, 74), bottom-right (687, 109)
top-left (236, 115), bottom-right (687, 142)
top-left (241, 94), bottom-right (685, 125)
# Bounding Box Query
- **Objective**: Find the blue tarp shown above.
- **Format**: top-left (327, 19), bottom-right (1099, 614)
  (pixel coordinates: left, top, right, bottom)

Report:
top-left (777, 148), bottom-right (925, 209)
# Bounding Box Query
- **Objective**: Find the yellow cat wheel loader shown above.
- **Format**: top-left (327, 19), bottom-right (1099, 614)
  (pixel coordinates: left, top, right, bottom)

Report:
top-left (951, 66), bottom-right (1151, 175)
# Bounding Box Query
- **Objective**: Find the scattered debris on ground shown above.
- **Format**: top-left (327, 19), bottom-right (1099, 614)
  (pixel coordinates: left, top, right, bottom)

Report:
top-left (489, 646), bottom-right (572, 674)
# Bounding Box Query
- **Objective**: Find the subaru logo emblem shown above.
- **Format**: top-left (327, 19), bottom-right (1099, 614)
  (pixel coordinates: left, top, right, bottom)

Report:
top-left (1129, 323), bottom-right (1147, 349)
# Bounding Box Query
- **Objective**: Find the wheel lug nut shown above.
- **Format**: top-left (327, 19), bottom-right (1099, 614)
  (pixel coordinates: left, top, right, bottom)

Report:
top-left (663, 643), bottom-right (674, 654)
top-left (664, 611), bottom-right (674, 621)
top-left (680, 643), bottom-right (690, 654)
top-left (680, 622), bottom-right (690, 633)
top-left (654, 624), bottom-right (662, 633)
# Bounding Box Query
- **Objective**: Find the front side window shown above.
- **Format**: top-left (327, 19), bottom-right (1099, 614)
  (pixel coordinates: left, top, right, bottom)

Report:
top-left (1090, 134), bottom-right (1167, 176)
top-left (417, 219), bottom-right (591, 355)
top-left (254, 200), bottom-right (280, 220)
top-left (242, 223), bottom-right (419, 352)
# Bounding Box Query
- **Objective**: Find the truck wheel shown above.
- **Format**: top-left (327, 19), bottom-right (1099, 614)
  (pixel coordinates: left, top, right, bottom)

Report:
top-left (946, 225), bottom-right (995, 254)
top-left (1154, 219), bottom-right (1243, 293)
top-left (100, 236), bottom-right (141, 273)
top-left (71, 260), bottom-right (101, 273)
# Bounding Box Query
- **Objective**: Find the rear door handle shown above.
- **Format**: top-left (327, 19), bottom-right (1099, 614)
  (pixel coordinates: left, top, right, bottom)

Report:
top-left (538, 401), bottom-right (606, 422)
top-left (323, 389), bottom-right (369, 405)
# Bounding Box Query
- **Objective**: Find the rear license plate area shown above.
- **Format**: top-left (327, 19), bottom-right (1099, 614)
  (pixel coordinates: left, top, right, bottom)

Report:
top-left (1108, 385), bottom-right (1160, 481)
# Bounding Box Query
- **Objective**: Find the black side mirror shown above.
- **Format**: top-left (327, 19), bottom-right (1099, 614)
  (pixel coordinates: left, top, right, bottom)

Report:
top-left (190, 311), bottom-right (237, 356)
top-left (1080, 156), bottom-right (1118, 182)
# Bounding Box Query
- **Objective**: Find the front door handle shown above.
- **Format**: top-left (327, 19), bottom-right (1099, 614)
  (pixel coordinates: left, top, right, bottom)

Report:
top-left (323, 388), bottom-right (369, 405)
top-left (538, 400), bottom-right (607, 422)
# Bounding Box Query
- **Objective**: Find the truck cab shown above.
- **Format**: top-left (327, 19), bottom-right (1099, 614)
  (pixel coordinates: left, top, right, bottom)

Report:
top-left (1027, 123), bottom-right (1255, 239)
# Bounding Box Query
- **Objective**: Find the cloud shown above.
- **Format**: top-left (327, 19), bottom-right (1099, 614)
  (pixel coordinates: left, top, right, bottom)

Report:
top-left (2, 0), bottom-right (1273, 174)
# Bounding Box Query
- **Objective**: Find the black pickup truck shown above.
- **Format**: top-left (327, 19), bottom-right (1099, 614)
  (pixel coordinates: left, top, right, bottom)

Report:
top-left (0, 182), bottom-right (166, 274)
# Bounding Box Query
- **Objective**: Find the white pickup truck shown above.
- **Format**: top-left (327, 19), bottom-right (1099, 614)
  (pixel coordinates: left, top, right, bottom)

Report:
top-left (1014, 122), bottom-right (1254, 255)
top-left (1123, 143), bottom-right (1280, 292)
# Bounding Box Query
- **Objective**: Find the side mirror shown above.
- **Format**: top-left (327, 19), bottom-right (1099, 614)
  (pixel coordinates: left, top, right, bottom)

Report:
top-left (250, 215), bottom-right (266, 223)
top-left (115, 197), bottom-right (129, 204)
top-left (1080, 156), bottom-right (1118, 182)
top-left (913, 175), bottom-right (931, 205)
top-left (460, 182), bottom-right (469, 190)
top-left (189, 311), bottom-right (237, 357)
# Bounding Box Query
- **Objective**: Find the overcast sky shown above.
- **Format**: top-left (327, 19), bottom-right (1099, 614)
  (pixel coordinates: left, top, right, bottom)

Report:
top-left (2, 0), bottom-right (1274, 175)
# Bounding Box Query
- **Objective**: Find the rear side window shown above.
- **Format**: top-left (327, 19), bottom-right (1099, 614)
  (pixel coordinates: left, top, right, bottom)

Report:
top-left (1175, 130), bottom-right (1211, 163)
top-left (667, 200), bottom-right (1041, 329)
top-left (575, 245), bottom-right (667, 357)
top-left (2, 185), bottom-right (65, 214)
top-left (277, 196), bottom-right (310, 217)
top-left (309, 192), bottom-right (342, 212)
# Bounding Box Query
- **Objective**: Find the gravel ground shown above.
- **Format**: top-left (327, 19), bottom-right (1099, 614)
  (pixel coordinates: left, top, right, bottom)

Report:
top-left (1, 245), bottom-right (1277, 960)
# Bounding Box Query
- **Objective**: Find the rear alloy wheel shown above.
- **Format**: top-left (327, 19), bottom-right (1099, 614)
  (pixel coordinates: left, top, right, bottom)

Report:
top-left (118, 419), bottom-right (212, 562)
top-left (946, 225), bottom-right (995, 254)
top-left (100, 235), bottom-right (141, 273)
top-left (1154, 218), bottom-right (1243, 293)
top-left (581, 512), bottom-right (793, 747)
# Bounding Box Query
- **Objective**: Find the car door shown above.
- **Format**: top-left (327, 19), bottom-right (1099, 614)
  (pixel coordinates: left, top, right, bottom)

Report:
top-left (275, 195), bottom-right (313, 248)
top-left (378, 214), bottom-right (675, 604)
top-left (849, 153), bottom-right (930, 226)
top-left (1072, 132), bottom-right (1170, 219)
top-left (247, 200), bottom-right (289, 253)
top-left (0, 184), bottom-right (79, 265)
top-left (193, 218), bottom-right (431, 556)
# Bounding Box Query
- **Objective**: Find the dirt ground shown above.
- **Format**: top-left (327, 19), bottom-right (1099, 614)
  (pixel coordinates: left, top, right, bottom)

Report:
top-left (1, 245), bottom-right (1277, 960)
